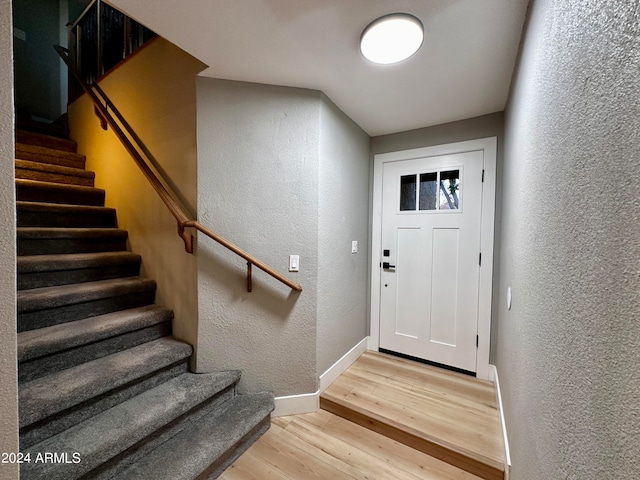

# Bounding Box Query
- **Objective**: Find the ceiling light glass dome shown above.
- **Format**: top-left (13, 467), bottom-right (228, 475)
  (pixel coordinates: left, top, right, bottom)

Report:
top-left (360, 13), bottom-right (424, 65)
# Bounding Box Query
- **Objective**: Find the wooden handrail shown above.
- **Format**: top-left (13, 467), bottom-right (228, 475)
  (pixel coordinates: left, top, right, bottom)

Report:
top-left (55, 45), bottom-right (302, 293)
top-left (183, 221), bottom-right (301, 291)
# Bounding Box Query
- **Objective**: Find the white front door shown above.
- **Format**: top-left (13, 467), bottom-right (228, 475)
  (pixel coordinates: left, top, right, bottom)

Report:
top-left (379, 150), bottom-right (484, 373)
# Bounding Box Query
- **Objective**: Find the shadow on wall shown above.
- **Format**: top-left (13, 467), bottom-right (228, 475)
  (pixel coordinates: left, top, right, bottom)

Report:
top-left (196, 240), bottom-right (300, 319)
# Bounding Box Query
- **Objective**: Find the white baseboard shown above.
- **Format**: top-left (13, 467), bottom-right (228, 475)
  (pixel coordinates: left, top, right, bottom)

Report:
top-left (489, 364), bottom-right (511, 480)
top-left (272, 336), bottom-right (368, 417)
top-left (319, 336), bottom-right (369, 393)
top-left (272, 390), bottom-right (319, 417)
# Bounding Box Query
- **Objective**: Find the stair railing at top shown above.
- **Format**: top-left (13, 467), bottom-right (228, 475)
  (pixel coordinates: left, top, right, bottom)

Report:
top-left (67, 0), bottom-right (155, 101)
top-left (54, 45), bottom-right (302, 293)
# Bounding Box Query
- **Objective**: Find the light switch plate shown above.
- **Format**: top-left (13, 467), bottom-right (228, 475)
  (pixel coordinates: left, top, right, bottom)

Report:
top-left (351, 240), bottom-right (358, 254)
top-left (289, 255), bottom-right (300, 272)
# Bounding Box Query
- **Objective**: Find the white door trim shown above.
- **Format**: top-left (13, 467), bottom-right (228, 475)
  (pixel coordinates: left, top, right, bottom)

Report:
top-left (370, 137), bottom-right (497, 380)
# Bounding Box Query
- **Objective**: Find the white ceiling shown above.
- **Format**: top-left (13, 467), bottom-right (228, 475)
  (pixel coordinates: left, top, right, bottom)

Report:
top-left (109, 0), bottom-right (529, 136)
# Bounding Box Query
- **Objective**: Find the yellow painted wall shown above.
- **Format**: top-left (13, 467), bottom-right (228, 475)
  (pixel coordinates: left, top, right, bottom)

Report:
top-left (68, 37), bottom-right (206, 363)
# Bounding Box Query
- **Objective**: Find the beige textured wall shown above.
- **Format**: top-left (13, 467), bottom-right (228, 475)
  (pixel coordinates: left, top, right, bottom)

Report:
top-left (317, 95), bottom-right (370, 375)
top-left (196, 78), bottom-right (320, 396)
top-left (497, 0), bottom-right (640, 477)
top-left (371, 112), bottom-right (504, 156)
top-left (0, 0), bottom-right (19, 478)
top-left (195, 78), bottom-right (372, 396)
top-left (68, 38), bottom-right (206, 355)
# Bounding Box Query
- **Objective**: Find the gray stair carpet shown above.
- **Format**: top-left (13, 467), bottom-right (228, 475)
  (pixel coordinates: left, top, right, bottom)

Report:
top-left (16, 128), bottom-right (273, 479)
top-left (16, 142), bottom-right (86, 169)
top-left (20, 371), bottom-right (258, 480)
top-left (19, 338), bottom-right (193, 449)
top-left (15, 159), bottom-right (95, 186)
top-left (18, 306), bottom-right (171, 360)
top-left (17, 227), bottom-right (129, 255)
top-left (113, 392), bottom-right (275, 480)
top-left (18, 251), bottom-right (142, 289)
top-left (17, 201), bottom-right (117, 228)
top-left (18, 305), bottom-right (173, 382)
top-left (16, 129), bottom-right (77, 152)
top-left (17, 277), bottom-right (157, 331)
top-left (20, 337), bottom-right (193, 427)
top-left (16, 178), bottom-right (105, 206)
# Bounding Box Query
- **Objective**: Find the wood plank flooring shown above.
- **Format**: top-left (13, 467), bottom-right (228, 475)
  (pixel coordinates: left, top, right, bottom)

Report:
top-left (220, 350), bottom-right (504, 480)
top-left (320, 351), bottom-right (504, 480)
top-left (219, 409), bottom-right (483, 480)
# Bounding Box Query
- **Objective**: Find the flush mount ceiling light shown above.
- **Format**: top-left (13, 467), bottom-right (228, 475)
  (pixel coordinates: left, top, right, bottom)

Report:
top-left (360, 13), bottom-right (424, 65)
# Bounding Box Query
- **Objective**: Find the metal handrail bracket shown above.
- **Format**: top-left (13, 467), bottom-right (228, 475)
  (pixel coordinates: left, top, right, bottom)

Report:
top-left (55, 45), bottom-right (302, 293)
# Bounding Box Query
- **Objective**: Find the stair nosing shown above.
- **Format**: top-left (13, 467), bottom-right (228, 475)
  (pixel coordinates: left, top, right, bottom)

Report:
top-left (15, 178), bottom-right (104, 194)
top-left (15, 159), bottom-right (94, 179)
top-left (16, 143), bottom-right (85, 161)
top-left (16, 201), bottom-right (115, 215)
top-left (114, 392), bottom-right (274, 480)
top-left (17, 277), bottom-right (156, 313)
top-left (16, 130), bottom-right (77, 153)
top-left (17, 306), bottom-right (173, 362)
top-left (17, 227), bottom-right (128, 238)
top-left (16, 179), bottom-right (106, 207)
top-left (17, 252), bottom-right (141, 274)
top-left (20, 371), bottom-right (242, 480)
top-left (320, 392), bottom-right (505, 477)
top-left (19, 337), bottom-right (193, 428)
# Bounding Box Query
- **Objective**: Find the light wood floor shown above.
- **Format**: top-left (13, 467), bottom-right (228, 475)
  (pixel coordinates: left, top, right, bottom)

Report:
top-left (219, 409), bottom-right (483, 480)
top-left (220, 351), bottom-right (503, 480)
top-left (320, 351), bottom-right (504, 480)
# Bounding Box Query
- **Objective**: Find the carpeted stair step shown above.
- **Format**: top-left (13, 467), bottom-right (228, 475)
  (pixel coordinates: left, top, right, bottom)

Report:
top-left (18, 251), bottom-right (141, 290)
top-left (19, 338), bottom-right (193, 450)
top-left (112, 392), bottom-right (275, 480)
top-left (16, 179), bottom-right (105, 206)
top-left (20, 371), bottom-right (242, 480)
top-left (15, 159), bottom-right (95, 187)
top-left (17, 201), bottom-right (117, 228)
top-left (18, 277), bottom-right (156, 332)
top-left (16, 129), bottom-right (77, 153)
top-left (16, 143), bottom-right (86, 169)
top-left (17, 305), bottom-right (173, 383)
top-left (16, 116), bottom-right (69, 139)
top-left (17, 227), bottom-right (128, 255)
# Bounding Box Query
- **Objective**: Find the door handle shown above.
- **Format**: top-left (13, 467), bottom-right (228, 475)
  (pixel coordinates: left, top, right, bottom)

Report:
top-left (382, 262), bottom-right (396, 270)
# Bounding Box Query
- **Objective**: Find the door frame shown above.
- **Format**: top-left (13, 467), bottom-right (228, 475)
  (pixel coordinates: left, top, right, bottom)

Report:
top-left (369, 137), bottom-right (497, 380)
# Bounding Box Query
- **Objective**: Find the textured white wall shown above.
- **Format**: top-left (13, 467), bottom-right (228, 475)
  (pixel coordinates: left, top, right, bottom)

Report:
top-left (497, 0), bottom-right (640, 478)
top-left (196, 78), bottom-right (320, 396)
top-left (371, 112), bottom-right (504, 156)
top-left (0, 0), bottom-right (19, 478)
top-left (317, 94), bottom-right (370, 375)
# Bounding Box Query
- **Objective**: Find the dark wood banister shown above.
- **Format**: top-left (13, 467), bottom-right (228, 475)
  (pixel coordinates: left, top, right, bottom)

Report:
top-left (55, 45), bottom-right (302, 293)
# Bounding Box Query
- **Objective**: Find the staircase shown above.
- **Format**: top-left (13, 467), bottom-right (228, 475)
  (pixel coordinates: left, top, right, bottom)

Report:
top-left (15, 127), bottom-right (274, 479)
